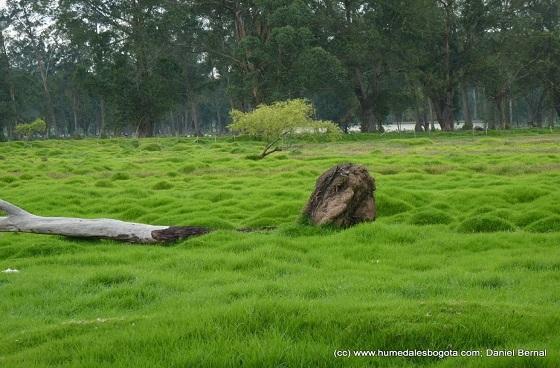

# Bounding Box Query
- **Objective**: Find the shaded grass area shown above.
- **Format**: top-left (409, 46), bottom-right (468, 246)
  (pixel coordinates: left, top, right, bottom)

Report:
top-left (1, 131), bottom-right (560, 367)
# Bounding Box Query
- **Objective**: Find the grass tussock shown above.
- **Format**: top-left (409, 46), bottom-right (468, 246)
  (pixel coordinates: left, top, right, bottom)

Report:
top-left (457, 215), bottom-right (515, 233)
top-left (141, 143), bottom-right (162, 151)
top-left (111, 172), bottom-right (130, 181)
top-left (525, 215), bottom-right (560, 233)
top-left (409, 208), bottom-right (453, 225)
top-left (376, 195), bottom-right (413, 216)
top-left (152, 181), bottom-right (174, 190)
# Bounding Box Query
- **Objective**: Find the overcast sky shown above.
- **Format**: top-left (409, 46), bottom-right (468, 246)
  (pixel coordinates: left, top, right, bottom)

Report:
top-left (0, 1), bottom-right (6, 10)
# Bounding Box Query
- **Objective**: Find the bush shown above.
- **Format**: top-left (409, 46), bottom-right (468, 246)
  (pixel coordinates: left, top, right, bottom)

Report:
top-left (15, 118), bottom-right (47, 139)
top-left (228, 99), bottom-right (341, 158)
top-left (458, 215), bottom-right (515, 233)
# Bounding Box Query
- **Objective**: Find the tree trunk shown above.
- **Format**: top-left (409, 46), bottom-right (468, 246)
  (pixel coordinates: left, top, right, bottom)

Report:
top-left (428, 98), bottom-right (435, 131)
top-left (99, 96), bottom-right (106, 137)
top-left (0, 29), bottom-right (18, 136)
top-left (360, 105), bottom-right (377, 132)
top-left (509, 96), bottom-right (513, 128)
top-left (37, 54), bottom-right (56, 137)
top-left (171, 112), bottom-right (176, 136)
top-left (472, 88), bottom-right (478, 121)
top-left (553, 89), bottom-right (560, 119)
top-left (354, 67), bottom-right (379, 133)
top-left (0, 199), bottom-right (208, 244)
top-left (461, 84), bottom-right (472, 129)
top-left (414, 99), bottom-right (420, 132)
top-left (72, 93), bottom-right (79, 135)
top-left (438, 1), bottom-right (455, 132)
top-left (233, 6), bottom-right (261, 107)
top-left (414, 95), bottom-right (427, 132)
top-left (191, 101), bottom-right (201, 136)
top-left (137, 117), bottom-right (153, 137)
top-left (495, 94), bottom-right (508, 129)
top-left (526, 89), bottom-right (544, 127)
top-left (216, 108), bottom-right (223, 133)
top-left (549, 108), bottom-right (556, 129)
top-left (432, 95), bottom-right (454, 131)
top-left (183, 104), bottom-right (189, 135)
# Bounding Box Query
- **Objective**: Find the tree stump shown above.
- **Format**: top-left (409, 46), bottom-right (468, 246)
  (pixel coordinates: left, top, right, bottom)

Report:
top-left (303, 163), bottom-right (376, 227)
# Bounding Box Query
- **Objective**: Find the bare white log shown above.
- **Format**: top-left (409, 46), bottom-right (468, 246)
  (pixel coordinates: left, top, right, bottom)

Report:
top-left (0, 199), bottom-right (208, 244)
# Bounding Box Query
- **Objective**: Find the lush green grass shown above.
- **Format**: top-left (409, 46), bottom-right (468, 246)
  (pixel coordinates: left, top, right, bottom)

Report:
top-left (1, 131), bottom-right (560, 367)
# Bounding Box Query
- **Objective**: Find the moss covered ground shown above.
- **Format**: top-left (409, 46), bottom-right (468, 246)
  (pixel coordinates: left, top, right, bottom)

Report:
top-left (1, 130), bottom-right (559, 367)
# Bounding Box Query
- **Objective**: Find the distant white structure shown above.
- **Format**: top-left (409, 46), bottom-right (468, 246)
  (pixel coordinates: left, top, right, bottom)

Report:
top-left (348, 120), bottom-right (486, 132)
top-left (2, 268), bottom-right (20, 273)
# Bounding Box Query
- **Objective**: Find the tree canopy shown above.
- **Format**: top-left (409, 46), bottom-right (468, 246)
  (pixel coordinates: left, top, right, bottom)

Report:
top-left (0, 0), bottom-right (558, 138)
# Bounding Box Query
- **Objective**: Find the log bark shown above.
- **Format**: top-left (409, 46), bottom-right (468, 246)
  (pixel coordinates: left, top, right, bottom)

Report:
top-left (0, 199), bottom-right (209, 244)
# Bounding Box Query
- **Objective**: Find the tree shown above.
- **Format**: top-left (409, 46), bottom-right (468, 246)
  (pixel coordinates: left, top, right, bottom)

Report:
top-left (0, 11), bottom-right (17, 140)
top-left (14, 117), bottom-right (46, 139)
top-left (312, 0), bottom-right (416, 132)
top-left (57, 0), bottom-right (185, 137)
top-left (1, 0), bottom-right (559, 138)
top-left (525, 0), bottom-right (560, 123)
top-left (7, 0), bottom-right (58, 136)
top-left (229, 99), bottom-right (341, 158)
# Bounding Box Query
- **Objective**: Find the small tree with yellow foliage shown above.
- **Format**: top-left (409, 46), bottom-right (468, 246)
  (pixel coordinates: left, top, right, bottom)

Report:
top-left (228, 99), bottom-right (341, 158)
top-left (15, 118), bottom-right (47, 140)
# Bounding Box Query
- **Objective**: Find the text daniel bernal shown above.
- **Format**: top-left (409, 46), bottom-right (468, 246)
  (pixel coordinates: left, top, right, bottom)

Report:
top-left (486, 349), bottom-right (546, 357)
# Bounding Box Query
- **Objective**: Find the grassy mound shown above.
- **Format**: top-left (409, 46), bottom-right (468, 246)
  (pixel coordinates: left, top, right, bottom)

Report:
top-left (389, 137), bottom-right (433, 146)
top-left (409, 208), bottom-right (453, 225)
top-left (152, 181), bottom-right (174, 190)
top-left (376, 195), bottom-right (413, 216)
top-left (141, 143), bottom-right (162, 151)
top-left (513, 210), bottom-right (553, 227)
top-left (525, 215), bottom-right (560, 233)
top-left (94, 179), bottom-right (114, 188)
top-left (486, 209), bottom-right (517, 223)
top-left (502, 187), bottom-right (548, 204)
top-left (457, 215), bottom-right (515, 233)
top-left (111, 172), bottom-right (130, 181)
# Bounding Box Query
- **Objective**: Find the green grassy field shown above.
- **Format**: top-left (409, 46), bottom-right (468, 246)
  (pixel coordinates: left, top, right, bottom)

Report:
top-left (1, 131), bottom-right (560, 367)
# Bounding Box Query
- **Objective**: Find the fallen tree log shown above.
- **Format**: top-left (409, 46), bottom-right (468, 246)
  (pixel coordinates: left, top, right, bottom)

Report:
top-left (0, 199), bottom-right (209, 244)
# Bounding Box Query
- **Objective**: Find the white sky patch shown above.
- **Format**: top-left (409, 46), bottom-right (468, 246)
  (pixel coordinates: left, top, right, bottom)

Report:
top-left (0, 0), bottom-right (6, 10)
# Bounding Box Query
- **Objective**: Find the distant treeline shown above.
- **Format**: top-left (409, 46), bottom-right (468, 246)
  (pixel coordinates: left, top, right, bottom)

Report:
top-left (0, 0), bottom-right (559, 139)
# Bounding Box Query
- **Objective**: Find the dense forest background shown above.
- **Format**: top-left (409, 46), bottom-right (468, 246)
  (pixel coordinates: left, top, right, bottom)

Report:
top-left (0, 0), bottom-right (559, 139)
